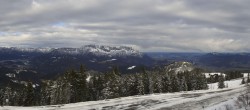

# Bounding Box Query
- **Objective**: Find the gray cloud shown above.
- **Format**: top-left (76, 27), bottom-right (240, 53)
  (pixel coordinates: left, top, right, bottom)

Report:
top-left (1, 0), bottom-right (250, 52)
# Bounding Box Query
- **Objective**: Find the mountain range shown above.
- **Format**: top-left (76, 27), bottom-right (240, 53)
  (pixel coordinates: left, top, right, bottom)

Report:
top-left (0, 45), bottom-right (156, 87)
top-left (1, 45), bottom-right (250, 88)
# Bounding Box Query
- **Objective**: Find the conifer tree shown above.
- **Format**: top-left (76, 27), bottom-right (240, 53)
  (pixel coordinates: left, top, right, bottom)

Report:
top-left (137, 73), bottom-right (145, 95)
top-left (16, 88), bottom-right (26, 106)
top-left (88, 76), bottom-right (95, 101)
top-left (152, 73), bottom-right (161, 93)
top-left (67, 69), bottom-right (78, 103)
top-left (110, 66), bottom-right (122, 98)
top-left (24, 82), bottom-right (35, 106)
top-left (141, 67), bottom-right (150, 94)
top-left (180, 76), bottom-right (188, 91)
top-left (90, 75), bottom-right (102, 101)
top-left (102, 67), bottom-right (122, 99)
top-left (0, 89), bottom-right (3, 106)
top-left (241, 78), bottom-right (245, 84)
top-left (96, 75), bottom-right (105, 100)
top-left (77, 65), bottom-right (88, 101)
top-left (130, 74), bottom-right (140, 96)
top-left (161, 72), bottom-right (172, 93)
top-left (40, 80), bottom-right (52, 105)
top-left (218, 74), bottom-right (225, 89)
top-left (170, 73), bottom-right (180, 92)
top-left (3, 86), bottom-right (12, 106)
top-left (247, 73), bottom-right (250, 83)
top-left (51, 79), bottom-right (60, 104)
top-left (202, 74), bottom-right (208, 89)
top-left (196, 74), bottom-right (208, 90)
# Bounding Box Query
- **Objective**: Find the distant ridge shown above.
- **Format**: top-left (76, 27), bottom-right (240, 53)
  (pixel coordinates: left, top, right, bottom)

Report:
top-left (0, 45), bottom-right (142, 57)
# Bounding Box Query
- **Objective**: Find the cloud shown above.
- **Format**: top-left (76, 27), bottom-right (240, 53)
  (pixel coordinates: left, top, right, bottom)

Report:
top-left (0, 0), bottom-right (250, 52)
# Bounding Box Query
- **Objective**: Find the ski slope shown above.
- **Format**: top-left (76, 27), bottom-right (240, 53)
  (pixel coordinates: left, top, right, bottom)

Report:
top-left (1, 78), bottom-right (247, 110)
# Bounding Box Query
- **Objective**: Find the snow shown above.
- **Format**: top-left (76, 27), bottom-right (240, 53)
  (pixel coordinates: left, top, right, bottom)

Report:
top-left (5, 73), bottom-right (16, 78)
top-left (86, 75), bottom-right (91, 82)
top-left (11, 80), bottom-right (18, 83)
top-left (104, 59), bottom-right (117, 62)
top-left (32, 84), bottom-right (36, 88)
top-left (108, 59), bottom-right (117, 61)
top-left (0, 45), bottom-right (142, 57)
top-left (208, 77), bottom-right (246, 90)
top-left (205, 78), bottom-right (250, 110)
top-left (205, 97), bottom-right (238, 110)
top-left (1, 78), bottom-right (248, 110)
top-left (242, 73), bottom-right (249, 77)
top-left (204, 72), bottom-right (226, 78)
top-left (128, 66), bottom-right (136, 70)
top-left (81, 45), bottom-right (142, 57)
top-left (205, 88), bottom-right (250, 110)
top-left (10, 47), bottom-right (53, 53)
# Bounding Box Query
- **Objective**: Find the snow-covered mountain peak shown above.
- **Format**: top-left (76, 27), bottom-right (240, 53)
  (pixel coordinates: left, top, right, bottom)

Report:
top-left (0, 45), bottom-right (143, 57)
top-left (80, 45), bottom-right (142, 57)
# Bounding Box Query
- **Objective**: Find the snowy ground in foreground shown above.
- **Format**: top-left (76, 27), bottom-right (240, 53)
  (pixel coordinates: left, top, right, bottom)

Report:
top-left (1, 78), bottom-right (248, 110)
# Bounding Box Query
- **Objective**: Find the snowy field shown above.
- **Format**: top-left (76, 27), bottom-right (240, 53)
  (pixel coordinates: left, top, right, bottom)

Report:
top-left (1, 78), bottom-right (248, 110)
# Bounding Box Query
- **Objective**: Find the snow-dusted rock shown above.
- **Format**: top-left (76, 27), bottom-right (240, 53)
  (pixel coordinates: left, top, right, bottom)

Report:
top-left (165, 61), bottom-right (194, 73)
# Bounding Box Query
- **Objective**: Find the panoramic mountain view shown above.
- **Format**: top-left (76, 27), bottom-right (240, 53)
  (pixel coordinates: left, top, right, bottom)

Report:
top-left (1, 0), bottom-right (250, 110)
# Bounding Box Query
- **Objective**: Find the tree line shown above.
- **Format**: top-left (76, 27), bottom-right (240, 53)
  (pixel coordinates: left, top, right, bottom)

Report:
top-left (0, 65), bottom-right (209, 106)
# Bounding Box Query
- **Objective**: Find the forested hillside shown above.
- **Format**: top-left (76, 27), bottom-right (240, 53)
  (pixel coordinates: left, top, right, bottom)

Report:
top-left (0, 64), bottom-right (209, 106)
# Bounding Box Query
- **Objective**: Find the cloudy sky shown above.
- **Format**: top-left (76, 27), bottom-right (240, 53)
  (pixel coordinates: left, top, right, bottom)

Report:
top-left (1, 0), bottom-right (250, 52)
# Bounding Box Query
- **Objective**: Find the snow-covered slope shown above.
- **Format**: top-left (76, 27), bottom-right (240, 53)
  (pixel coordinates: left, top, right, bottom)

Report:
top-left (1, 78), bottom-right (247, 110)
top-left (165, 61), bottom-right (194, 73)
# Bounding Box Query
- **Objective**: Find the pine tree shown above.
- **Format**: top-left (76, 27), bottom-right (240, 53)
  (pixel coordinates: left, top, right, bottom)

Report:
top-left (170, 73), bottom-right (180, 92)
top-left (3, 86), bottom-right (12, 106)
top-left (129, 74), bottom-right (140, 96)
top-left (247, 73), bottom-right (250, 83)
top-left (196, 74), bottom-right (208, 90)
top-left (152, 73), bottom-right (161, 93)
top-left (218, 74), bottom-right (225, 89)
top-left (10, 90), bottom-right (20, 106)
top-left (189, 68), bottom-right (208, 90)
top-left (180, 76), bottom-right (188, 91)
top-left (15, 88), bottom-right (25, 106)
top-left (202, 74), bottom-right (208, 89)
top-left (110, 67), bottom-right (122, 98)
top-left (161, 72), bottom-right (172, 93)
top-left (102, 67), bottom-right (122, 99)
top-left (40, 81), bottom-right (49, 105)
top-left (183, 71), bottom-right (193, 91)
top-left (90, 75), bottom-right (103, 101)
top-left (67, 69), bottom-right (78, 103)
top-left (241, 78), bottom-right (246, 84)
top-left (77, 65), bottom-right (88, 101)
top-left (137, 73), bottom-right (145, 95)
top-left (51, 79), bottom-right (60, 104)
top-left (96, 75), bottom-right (105, 100)
top-left (141, 67), bottom-right (150, 94)
top-left (0, 89), bottom-right (3, 106)
top-left (24, 82), bottom-right (35, 106)
top-left (88, 76), bottom-right (95, 101)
